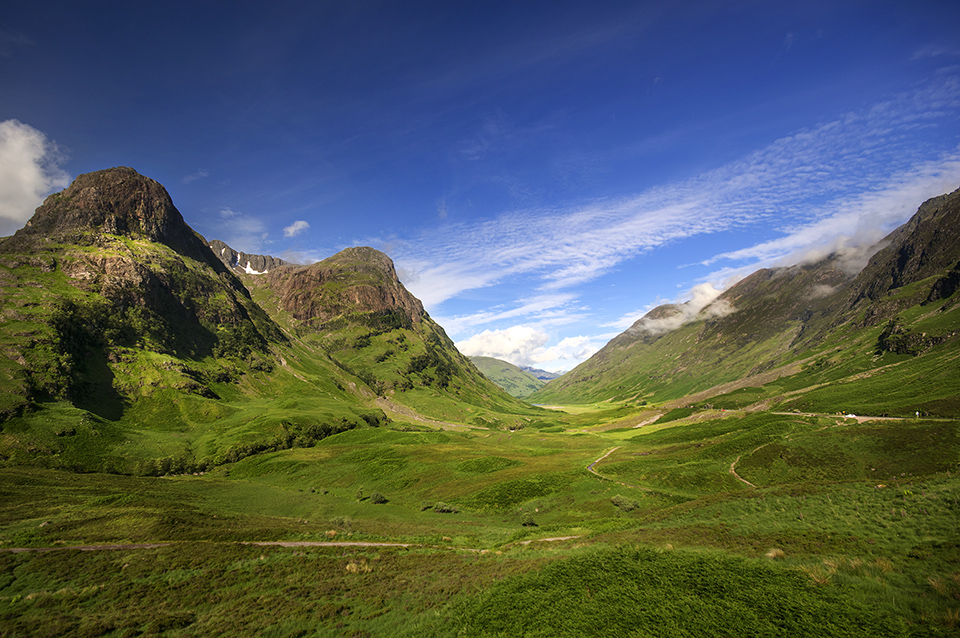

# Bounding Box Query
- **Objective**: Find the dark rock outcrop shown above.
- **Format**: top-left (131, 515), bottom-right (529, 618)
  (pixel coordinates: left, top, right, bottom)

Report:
top-left (208, 239), bottom-right (291, 274)
top-left (1, 167), bottom-right (213, 264)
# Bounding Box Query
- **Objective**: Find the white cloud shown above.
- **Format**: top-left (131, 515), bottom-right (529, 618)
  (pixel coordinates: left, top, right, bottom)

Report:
top-left (216, 208), bottom-right (268, 253)
top-left (536, 335), bottom-right (601, 371)
top-left (0, 120), bottom-right (70, 236)
top-left (456, 324), bottom-right (600, 372)
top-left (618, 282), bottom-right (735, 338)
top-left (387, 74), bottom-right (960, 317)
top-left (283, 220), bottom-right (310, 237)
top-left (457, 325), bottom-right (549, 365)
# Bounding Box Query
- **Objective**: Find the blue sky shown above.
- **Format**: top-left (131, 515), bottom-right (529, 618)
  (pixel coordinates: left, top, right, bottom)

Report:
top-left (2, 1), bottom-right (959, 372)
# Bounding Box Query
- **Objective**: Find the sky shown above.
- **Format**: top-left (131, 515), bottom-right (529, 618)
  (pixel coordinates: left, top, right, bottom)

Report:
top-left (2, 1), bottom-right (959, 372)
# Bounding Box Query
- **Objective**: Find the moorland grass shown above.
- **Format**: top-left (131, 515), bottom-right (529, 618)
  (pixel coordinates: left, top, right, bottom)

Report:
top-left (2, 409), bottom-right (959, 635)
top-left (453, 545), bottom-right (911, 637)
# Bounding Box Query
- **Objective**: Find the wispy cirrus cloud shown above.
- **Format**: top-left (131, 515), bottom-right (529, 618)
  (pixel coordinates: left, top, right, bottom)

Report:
top-left (0, 30), bottom-right (33, 58)
top-left (436, 292), bottom-right (583, 336)
top-left (385, 73), bottom-right (960, 328)
top-left (216, 208), bottom-right (268, 253)
top-left (701, 153), bottom-right (960, 274)
top-left (182, 169), bottom-right (209, 184)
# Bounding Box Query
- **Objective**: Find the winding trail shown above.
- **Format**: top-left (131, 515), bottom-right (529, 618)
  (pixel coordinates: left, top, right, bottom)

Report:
top-left (728, 455), bottom-right (758, 488)
top-left (587, 446), bottom-right (656, 493)
top-left (1, 536), bottom-right (582, 555)
top-left (1, 543), bottom-right (170, 554)
top-left (726, 412), bottom-right (900, 488)
top-left (588, 446), bottom-right (622, 473)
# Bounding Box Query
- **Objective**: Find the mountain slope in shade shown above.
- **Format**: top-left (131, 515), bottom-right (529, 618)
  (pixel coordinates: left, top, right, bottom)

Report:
top-left (0, 168), bottom-right (285, 418)
top-left (531, 187), bottom-right (960, 417)
top-left (470, 356), bottom-right (545, 398)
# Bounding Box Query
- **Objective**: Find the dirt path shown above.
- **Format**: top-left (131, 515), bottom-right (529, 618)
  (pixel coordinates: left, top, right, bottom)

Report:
top-left (586, 447), bottom-right (659, 493)
top-left (1, 543), bottom-right (170, 554)
top-left (728, 455), bottom-right (758, 488)
top-left (2, 536), bottom-right (583, 555)
top-left (727, 411), bottom-right (904, 488)
top-left (374, 397), bottom-right (482, 431)
top-left (245, 541), bottom-right (413, 548)
top-left (587, 446), bottom-right (621, 473)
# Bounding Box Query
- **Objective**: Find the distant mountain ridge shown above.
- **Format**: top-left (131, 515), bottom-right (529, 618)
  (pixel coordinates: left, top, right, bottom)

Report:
top-left (520, 365), bottom-right (564, 381)
top-left (469, 356), bottom-right (545, 398)
top-left (208, 239), bottom-right (291, 274)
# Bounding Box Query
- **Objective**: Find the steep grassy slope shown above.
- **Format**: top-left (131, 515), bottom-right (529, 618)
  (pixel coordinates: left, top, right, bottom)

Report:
top-left (469, 355), bottom-right (545, 398)
top-left (228, 245), bottom-right (548, 427)
top-left (0, 168), bottom-right (556, 474)
top-left (531, 187), bottom-right (960, 416)
top-left (0, 169), bottom-right (391, 473)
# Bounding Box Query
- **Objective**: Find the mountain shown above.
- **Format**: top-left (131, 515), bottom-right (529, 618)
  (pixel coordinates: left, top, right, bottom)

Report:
top-left (520, 365), bottom-right (564, 381)
top-left (0, 167), bottom-right (284, 418)
top-left (531, 186), bottom-right (960, 418)
top-left (0, 167), bottom-right (545, 474)
top-left (210, 239), bottom-right (539, 423)
top-left (469, 356), bottom-right (545, 398)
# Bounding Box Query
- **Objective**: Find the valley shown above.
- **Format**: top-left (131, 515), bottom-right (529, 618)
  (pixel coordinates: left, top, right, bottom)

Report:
top-left (0, 169), bottom-right (958, 636)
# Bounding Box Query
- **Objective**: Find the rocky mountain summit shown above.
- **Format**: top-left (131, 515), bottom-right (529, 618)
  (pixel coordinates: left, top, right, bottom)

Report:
top-left (265, 246), bottom-right (426, 327)
top-left (2, 167), bottom-right (214, 264)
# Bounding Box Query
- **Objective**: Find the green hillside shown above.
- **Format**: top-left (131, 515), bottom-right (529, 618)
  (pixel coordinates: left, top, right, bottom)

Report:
top-left (0, 168), bottom-right (550, 475)
top-left (469, 355), bottom-right (545, 398)
top-left (1, 171), bottom-right (958, 636)
top-left (531, 187), bottom-right (960, 418)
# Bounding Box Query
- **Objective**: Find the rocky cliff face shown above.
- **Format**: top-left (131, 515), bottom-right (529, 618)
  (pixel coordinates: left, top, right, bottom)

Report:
top-left (1, 167), bottom-right (214, 264)
top-left (0, 168), bottom-right (283, 413)
top-left (208, 239), bottom-right (291, 274)
top-left (266, 246), bottom-right (425, 326)
top-left (850, 188), bottom-right (960, 302)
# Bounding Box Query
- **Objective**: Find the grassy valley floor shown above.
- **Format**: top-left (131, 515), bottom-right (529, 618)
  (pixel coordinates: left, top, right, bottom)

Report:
top-left (1, 407), bottom-right (958, 636)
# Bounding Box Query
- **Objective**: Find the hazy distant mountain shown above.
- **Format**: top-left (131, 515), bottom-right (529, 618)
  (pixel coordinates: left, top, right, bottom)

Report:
top-left (520, 365), bottom-right (565, 381)
top-left (470, 356), bottom-right (545, 398)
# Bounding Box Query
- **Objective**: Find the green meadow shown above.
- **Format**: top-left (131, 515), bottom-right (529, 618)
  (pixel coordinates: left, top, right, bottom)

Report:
top-left (2, 407), bottom-right (958, 636)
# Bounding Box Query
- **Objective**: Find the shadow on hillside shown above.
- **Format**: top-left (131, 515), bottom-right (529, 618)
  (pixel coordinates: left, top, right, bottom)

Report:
top-left (72, 351), bottom-right (126, 421)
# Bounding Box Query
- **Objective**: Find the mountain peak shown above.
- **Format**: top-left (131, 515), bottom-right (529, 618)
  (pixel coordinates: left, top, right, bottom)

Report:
top-left (1, 167), bottom-right (209, 261)
top-left (267, 246), bottom-right (425, 326)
